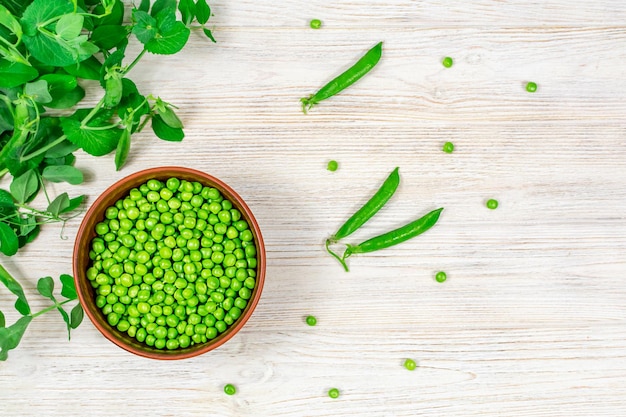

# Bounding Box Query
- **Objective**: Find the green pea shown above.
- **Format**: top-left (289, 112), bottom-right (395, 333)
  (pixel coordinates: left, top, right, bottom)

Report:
top-left (327, 160), bottom-right (338, 171)
top-left (486, 199), bottom-right (498, 210)
top-left (309, 18), bottom-right (322, 29)
top-left (435, 271), bottom-right (447, 283)
top-left (442, 56), bottom-right (453, 68)
top-left (328, 388), bottom-right (340, 399)
top-left (442, 141), bottom-right (454, 153)
top-left (526, 81), bottom-right (537, 93)
top-left (306, 315), bottom-right (317, 326)
top-left (404, 358), bottom-right (417, 370)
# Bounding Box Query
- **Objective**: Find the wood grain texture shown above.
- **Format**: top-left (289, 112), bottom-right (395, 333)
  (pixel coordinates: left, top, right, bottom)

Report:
top-left (1, 0), bottom-right (626, 416)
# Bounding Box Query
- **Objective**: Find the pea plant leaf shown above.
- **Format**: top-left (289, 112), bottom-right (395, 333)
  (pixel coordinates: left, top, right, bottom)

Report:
top-left (56, 304), bottom-right (71, 339)
top-left (131, 10), bottom-right (157, 44)
top-left (146, 21), bottom-right (190, 55)
top-left (90, 24), bottom-right (129, 50)
top-left (59, 274), bottom-right (77, 300)
top-left (46, 192), bottom-right (70, 216)
top-left (44, 140), bottom-right (78, 159)
top-left (36, 276), bottom-right (54, 299)
top-left (18, 214), bottom-right (37, 238)
top-left (0, 310), bottom-right (5, 328)
top-left (195, 0), bottom-right (211, 25)
top-left (158, 106), bottom-right (183, 129)
top-left (60, 194), bottom-right (84, 214)
top-left (70, 303), bottom-right (83, 329)
top-left (0, 189), bottom-right (15, 210)
top-left (138, 0), bottom-right (151, 13)
top-left (21, 0), bottom-right (95, 67)
top-left (60, 117), bottom-right (121, 157)
top-left (151, 0), bottom-right (177, 17)
top-left (42, 165), bottom-right (84, 185)
top-left (203, 28), bottom-right (216, 43)
top-left (0, 223), bottom-right (19, 257)
top-left (0, 315), bottom-right (33, 361)
top-left (0, 264), bottom-right (30, 315)
top-left (9, 169), bottom-right (38, 203)
top-left (55, 13), bottom-right (83, 40)
top-left (0, 60), bottom-right (39, 88)
top-left (152, 114), bottom-right (184, 141)
top-left (24, 79), bottom-right (52, 103)
top-left (178, 0), bottom-right (196, 25)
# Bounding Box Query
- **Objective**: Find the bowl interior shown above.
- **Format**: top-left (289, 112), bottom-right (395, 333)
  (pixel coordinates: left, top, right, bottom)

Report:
top-left (73, 167), bottom-right (265, 359)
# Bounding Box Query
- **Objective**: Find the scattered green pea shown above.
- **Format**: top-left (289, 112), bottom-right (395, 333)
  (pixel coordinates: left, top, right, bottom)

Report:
top-left (328, 388), bottom-right (340, 399)
top-left (486, 199), bottom-right (499, 210)
top-left (224, 383), bottom-right (236, 395)
top-left (442, 142), bottom-right (454, 153)
top-left (404, 358), bottom-right (417, 370)
top-left (327, 160), bottom-right (338, 172)
top-left (88, 177), bottom-right (258, 350)
top-left (306, 315), bottom-right (317, 326)
top-left (526, 81), bottom-right (537, 93)
top-left (435, 271), bottom-right (447, 283)
top-left (309, 19), bottom-right (322, 29)
top-left (442, 56), bottom-right (453, 68)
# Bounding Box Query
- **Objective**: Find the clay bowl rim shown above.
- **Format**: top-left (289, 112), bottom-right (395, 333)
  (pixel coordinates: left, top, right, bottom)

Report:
top-left (73, 166), bottom-right (266, 360)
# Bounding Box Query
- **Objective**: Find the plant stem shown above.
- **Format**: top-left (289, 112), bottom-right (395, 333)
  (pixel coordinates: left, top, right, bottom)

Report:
top-left (125, 48), bottom-right (147, 74)
top-left (325, 240), bottom-right (350, 272)
top-left (20, 135), bottom-right (68, 162)
top-left (30, 299), bottom-right (73, 319)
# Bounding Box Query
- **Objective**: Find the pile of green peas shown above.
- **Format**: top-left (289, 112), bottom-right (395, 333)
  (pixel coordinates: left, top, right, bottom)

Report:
top-left (86, 177), bottom-right (258, 350)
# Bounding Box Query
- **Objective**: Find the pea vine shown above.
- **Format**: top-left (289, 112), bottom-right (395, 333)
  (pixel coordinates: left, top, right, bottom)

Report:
top-left (0, 0), bottom-right (215, 360)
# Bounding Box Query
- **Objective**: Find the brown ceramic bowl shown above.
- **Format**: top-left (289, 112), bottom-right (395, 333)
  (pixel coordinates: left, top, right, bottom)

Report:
top-left (73, 167), bottom-right (265, 359)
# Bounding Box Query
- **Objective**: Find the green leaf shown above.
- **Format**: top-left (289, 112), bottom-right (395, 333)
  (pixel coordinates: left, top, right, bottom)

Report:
top-left (42, 164), bottom-right (83, 185)
top-left (138, 0), bottom-right (151, 13)
top-left (55, 13), bottom-right (83, 40)
top-left (145, 21), bottom-right (190, 55)
top-left (195, 0), bottom-right (210, 25)
top-left (60, 194), bottom-right (84, 214)
top-left (60, 117), bottom-right (121, 156)
top-left (0, 310), bottom-right (5, 328)
top-left (178, 0), bottom-right (196, 25)
top-left (21, 0), bottom-right (95, 67)
top-left (152, 114), bottom-right (184, 141)
top-left (203, 28), bottom-right (216, 43)
top-left (57, 304), bottom-right (71, 338)
top-left (36, 276), bottom-right (54, 299)
top-left (0, 4), bottom-right (23, 35)
top-left (64, 55), bottom-right (102, 80)
top-left (0, 315), bottom-right (33, 360)
top-left (18, 214), bottom-right (37, 237)
top-left (44, 139), bottom-right (78, 159)
top-left (158, 106), bottom-right (183, 129)
top-left (92, 0), bottom-right (124, 26)
top-left (70, 303), bottom-right (83, 329)
top-left (10, 169), bottom-right (38, 203)
top-left (24, 79), bottom-right (52, 104)
top-left (0, 60), bottom-right (39, 88)
top-left (46, 192), bottom-right (70, 216)
top-left (131, 10), bottom-right (157, 44)
top-left (46, 85), bottom-right (85, 109)
top-left (114, 128), bottom-right (130, 171)
top-left (0, 264), bottom-right (30, 314)
top-left (103, 75), bottom-right (123, 108)
top-left (60, 274), bottom-right (77, 300)
top-left (0, 223), bottom-right (19, 256)
top-left (91, 24), bottom-right (128, 50)
top-left (151, 0), bottom-right (177, 17)
top-left (0, 189), bottom-right (15, 210)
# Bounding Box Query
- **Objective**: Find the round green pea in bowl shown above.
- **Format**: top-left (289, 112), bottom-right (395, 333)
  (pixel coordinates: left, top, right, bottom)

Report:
top-left (73, 167), bottom-right (265, 360)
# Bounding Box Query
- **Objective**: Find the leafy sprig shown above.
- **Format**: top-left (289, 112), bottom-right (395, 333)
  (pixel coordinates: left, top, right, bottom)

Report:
top-left (0, 263), bottom-right (83, 360)
top-left (0, 0), bottom-right (215, 256)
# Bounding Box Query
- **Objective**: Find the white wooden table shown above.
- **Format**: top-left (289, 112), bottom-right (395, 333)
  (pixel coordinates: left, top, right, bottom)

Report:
top-left (2, 1), bottom-right (626, 415)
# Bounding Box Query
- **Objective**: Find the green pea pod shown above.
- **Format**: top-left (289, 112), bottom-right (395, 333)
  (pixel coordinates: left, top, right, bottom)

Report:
top-left (104, 76), bottom-right (123, 108)
top-left (345, 207), bottom-right (443, 257)
top-left (301, 41), bottom-right (383, 113)
top-left (329, 167), bottom-right (400, 243)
